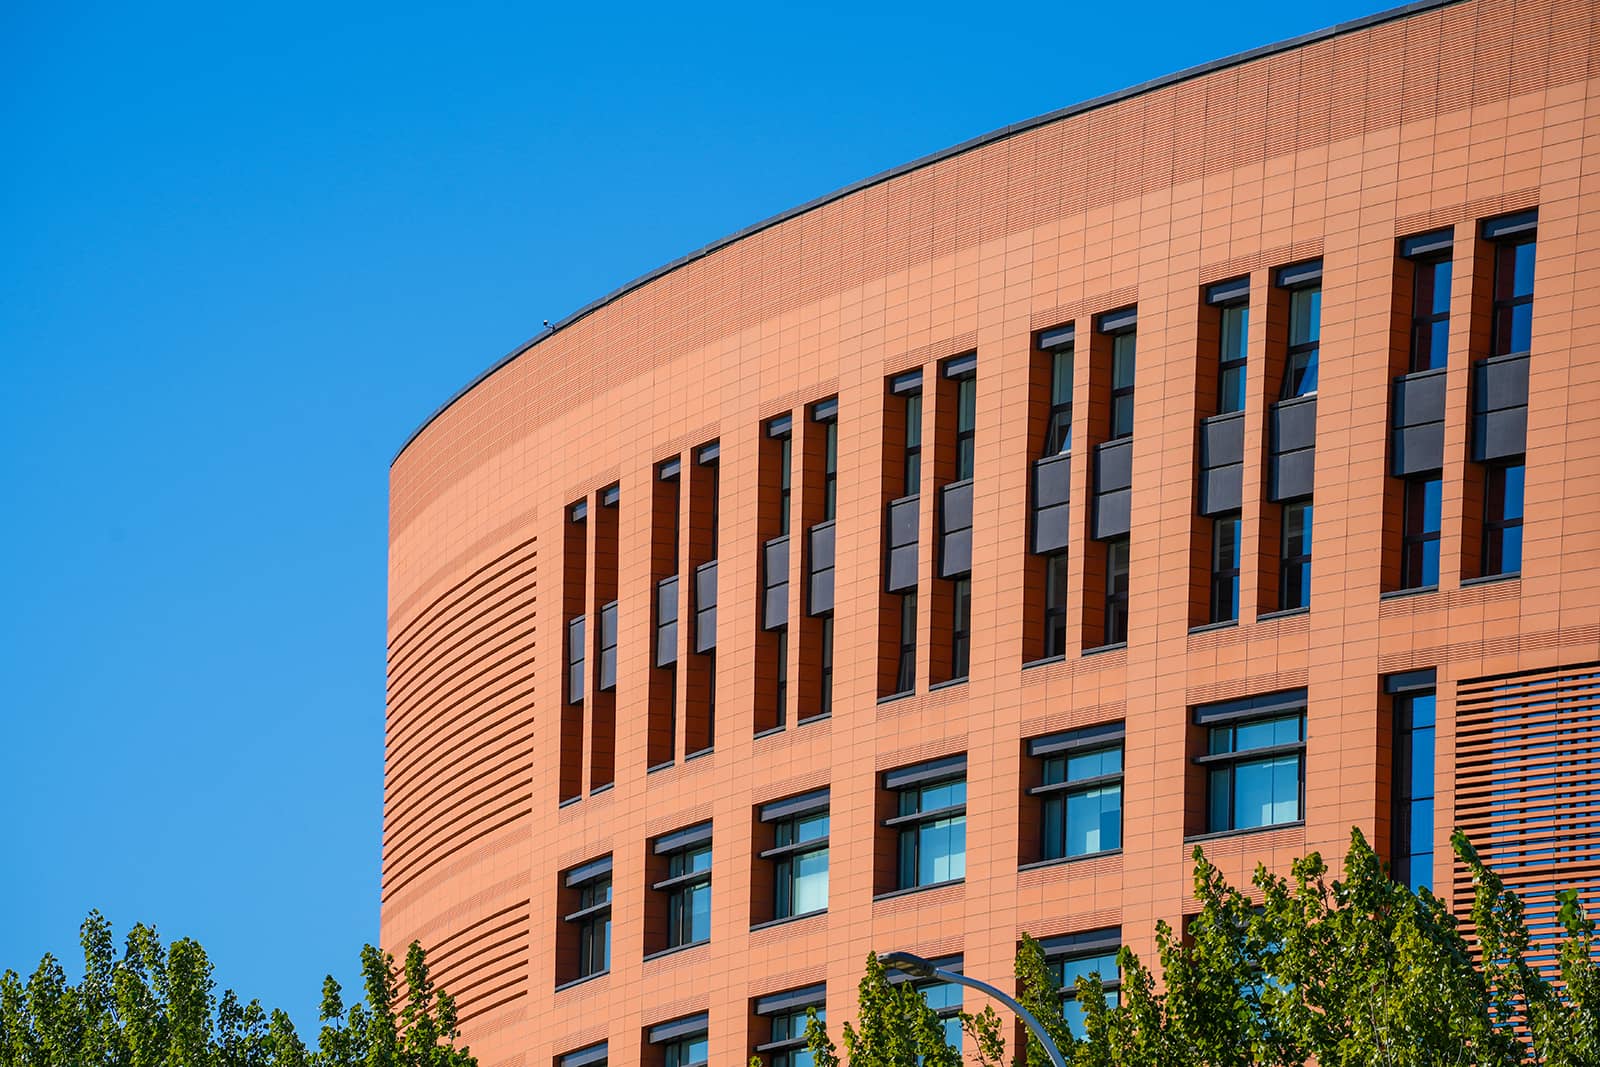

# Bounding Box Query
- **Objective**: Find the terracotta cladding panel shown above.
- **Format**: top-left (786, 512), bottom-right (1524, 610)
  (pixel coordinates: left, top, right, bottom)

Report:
top-left (382, 3), bottom-right (1600, 1064)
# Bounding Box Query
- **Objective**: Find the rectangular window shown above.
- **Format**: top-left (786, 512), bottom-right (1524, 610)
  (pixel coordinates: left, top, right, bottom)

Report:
top-left (954, 375), bottom-right (978, 480)
top-left (1029, 725), bottom-right (1124, 860)
top-left (1483, 462), bottom-right (1525, 576)
top-left (1210, 513), bottom-right (1241, 623)
top-left (823, 419), bottom-right (838, 521)
top-left (561, 857), bottom-right (613, 985)
top-left (1410, 253), bottom-right (1452, 372)
top-left (818, 616), bottom-right (833, 719)
top-left (1400, 476), bottom-right (1442, 589)
top-left (1043, 553), bottom-right (1068, 658)
top-left (652, 824), bottom-right (712, 950)
top-left (1104, 537), bottom-right (1130, 645)
top-left (1491, 230), bottom-right (1536, 357)
top-left (1110, 332), bottom-right (1137, 439)
top-left (904, 392), bottom-right (923, 495)
top-left (950, 577), bottom-right (971, 681)
top-left (1196, 692), bottom-right (1307, 834)
top-left (1281, 284), bottom-right (1321, 399)
top-left (753, 987), bottom-right (826, 1067)
top-left (1218, 301), bottom-right (1249, 414)
top-left (775, 629), bottom-right (788, 726)
top-left (759, 790), bottom-right (830, 921)
top-left (648, 1015), bottom-right (709, 1067)
top-left (559, 1042), bottom-right (607, 1067)
top-left (885, 756), bottom-right (967, 890)
top-left (1042, 932), bottom-right (1122, 1040)
top-left (1279, 500), bottom-right (1312, 611)
top-left (779, 433), bottom-right (793, 537)
top-left (886, 961), bottom-right (964, 1051)
top-left (895, 590), bottom-right (917, 695)
top-left (1388, 673), bottom-right (1436, 893)
top-left (1046, 346), bottom-right (1074, 454)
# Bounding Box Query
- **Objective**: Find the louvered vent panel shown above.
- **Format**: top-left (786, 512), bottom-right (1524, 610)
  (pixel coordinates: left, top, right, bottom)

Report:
top-left (1454, 662), bottom-right (1600, 977)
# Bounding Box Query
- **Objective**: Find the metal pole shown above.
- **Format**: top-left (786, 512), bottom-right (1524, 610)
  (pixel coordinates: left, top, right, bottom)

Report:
top-left (877, 953), bottom-right (1068, 1067)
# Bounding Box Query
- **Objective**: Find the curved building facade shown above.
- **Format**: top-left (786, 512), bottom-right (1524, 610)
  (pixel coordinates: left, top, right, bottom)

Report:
top-left (383, 1), bottom-right (1600, 1064)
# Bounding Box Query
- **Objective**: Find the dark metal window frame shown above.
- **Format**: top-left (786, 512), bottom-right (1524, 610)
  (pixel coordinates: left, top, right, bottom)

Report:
top-left (1484, 211), bottom-right (1537, 358)
top-left (1386, 669), bottom-right (1436, 892)
top-left (894, 590), bottom-right (917, 696)
top-left (1194, 692), bottom-right (1307, 835)
top-left (1039, 929), bottom-right (1123, 1026)
top-left (1402, 233), bottom-right (1453, 373)
top-left (1210, 512), bottom-right (1241, 623)
top-left (1104, 536), bottom-right (1130, 646)
top-left (816, 615), bottom-right (834, 720)
top-left (767, 416), bottom-right (794, 538)
top-left (1039, 327), bottom-right (1075, 456)
top-left (1482, 461), bottom-right (1525, 576)
top-left (884, 756), bottom-right (967, 890)
top-left (884, 956), bottom-right (965, 1048)
top-left (648, 1013), bottom-right (709, 1067)
top-left (1207, 278), bottom-right (1251, 416)
top-left (1028, 724), bottom-right (1126, 861)
top-left (652, 824), bottom-right (713, 951)
top-left (944, 355), bottom-right (979, 482)
top-left (563, 856), bottom-right (613, 981)
top-left (1043, 552), bottom-right (1068, 658)
top-left (898, 383), bottom-right (924, 498)
top-left (753, 985), bottom-right (827, 1063)
top-left (1277, 261), bottom-right (1322, 400)
top-left (759, 790), bottom-right (831, 921)
top-left (1279, 499), bottom-right (1312, 611)
top-left (950, 576), bottom-right (971, 682)
top-left (814, 401), bottom-right (839, 521)
top-left (1400, 475), bottom-right (1442, 590)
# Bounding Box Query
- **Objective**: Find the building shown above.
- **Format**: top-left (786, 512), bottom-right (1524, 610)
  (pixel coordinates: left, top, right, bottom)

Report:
top-left (381, 1), bottom-right (1600, 1064)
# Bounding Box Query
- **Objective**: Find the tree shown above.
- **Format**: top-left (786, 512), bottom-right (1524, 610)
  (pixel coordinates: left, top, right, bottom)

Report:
top-left (800, 953), bottom-right (1006, 1067)
top-left (820, 828), bottom-right (1597, 1067)
top-left (0, 913), bottom-right (474, 1067)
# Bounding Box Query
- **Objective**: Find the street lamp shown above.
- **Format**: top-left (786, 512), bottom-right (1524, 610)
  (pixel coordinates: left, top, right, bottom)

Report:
top-left (877, 951), bottom-right (1068, 1067)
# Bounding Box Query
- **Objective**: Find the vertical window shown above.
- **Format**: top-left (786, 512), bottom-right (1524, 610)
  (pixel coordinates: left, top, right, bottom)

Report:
top-left (1104, 537), bottom-right (1130, 645)
top-left (759, 790), bottom-right (830, 921)
top-left (754, 988), bottom-right (826, 1067)
top-left (1281, 284), bottom-right (1321, 399)
top-left (1388, 673), bottom-right (1436, 893)
top-left (1110, 332), bottom-right (1137, 439)
top-left (1279, 501), bottom-right (1312, 611)
top-left (955, 375), bottom-right (977, 479)
top-left (1042, 932), bottom-right (1122, 1040)
top-left (1400, 476), bottom-right (1442, 589)
top-left (1218, 301), bottom-right (1250, 413)
top-left (1410, 253), bottom-right (1452, 372)
top-left (1483, 463), bottom-right (1525, 576)
top-left (779, 433), bottom-right (793, 537)
top-left (1210, 513), bottom-right (1241, 623)
top-left (918, 979), bottom-right (963, 1050)
top-left (1046, 346), bottom-right (1074, 454)
top-left (1043, 553), bottom-right (1068, 658)
top-left (885, 756), bottom-right (967, 890)
top-left (1196, 692), bottom-right (1307, 834)
top-left (651, 824), bottom-right (712, 951)
top-left (1491, 232), bottom-right (1536, 357)
top-left (560, 857), bottom-right (612, 985)
top-left (823, 419), bottom-right (838, 521)
top-left (895, 591), bottom-right (917, 695)
top-left (775, 629), bottom-right (788, 725)
top-left (950, 578), bottom-right (971, 681)
top-left (819, 617), bottom-right (834, 718)
top-left (904, 392), bottom-right (923, 495)
top-left (1030, 725), bottom-right (1124, 860)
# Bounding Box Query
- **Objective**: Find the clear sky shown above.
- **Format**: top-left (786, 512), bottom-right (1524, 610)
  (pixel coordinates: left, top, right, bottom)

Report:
top-left (2, 0), bottom-right (1391, 1035)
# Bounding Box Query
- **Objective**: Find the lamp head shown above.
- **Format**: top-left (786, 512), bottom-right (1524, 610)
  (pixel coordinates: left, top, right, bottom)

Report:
top-left (877, 951), bottom-right (937, 979)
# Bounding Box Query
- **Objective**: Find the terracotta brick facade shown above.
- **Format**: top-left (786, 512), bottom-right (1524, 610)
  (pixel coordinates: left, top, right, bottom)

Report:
top-left (383, 1), bottom-right (1600, 1063)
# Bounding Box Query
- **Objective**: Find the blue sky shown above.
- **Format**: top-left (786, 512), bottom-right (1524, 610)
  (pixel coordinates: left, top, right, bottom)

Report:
top-left (1, 0), bottom-right (1389, 1034)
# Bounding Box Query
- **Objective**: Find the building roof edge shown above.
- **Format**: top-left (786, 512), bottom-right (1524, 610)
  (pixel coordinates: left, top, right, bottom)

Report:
top-left (391, 0), bottom-right (1461, 467)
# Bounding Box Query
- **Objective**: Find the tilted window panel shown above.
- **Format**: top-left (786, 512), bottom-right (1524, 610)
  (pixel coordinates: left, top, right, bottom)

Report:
top-left (763, 535), bottom-right (791, 631)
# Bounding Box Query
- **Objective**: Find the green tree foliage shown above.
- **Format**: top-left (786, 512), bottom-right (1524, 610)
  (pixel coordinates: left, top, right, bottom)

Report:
top-left (824, 829), bottom-right (1597, 1066)
top-left (0, 913), bottom-right (474, 1067)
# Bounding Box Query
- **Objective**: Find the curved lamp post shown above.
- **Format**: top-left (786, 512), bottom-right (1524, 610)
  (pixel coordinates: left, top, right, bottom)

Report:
top-left (878, 951), bottom-right (1067, 1067)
